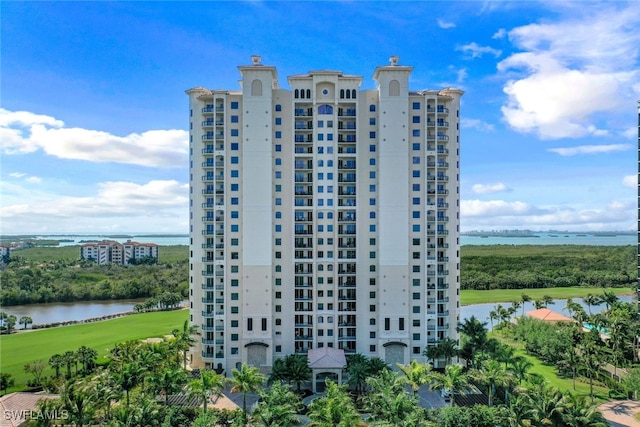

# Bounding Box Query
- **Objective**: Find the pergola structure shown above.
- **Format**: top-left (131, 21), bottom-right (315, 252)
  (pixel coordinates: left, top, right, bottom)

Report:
top-left (307, 347), bottom-right (347, 393)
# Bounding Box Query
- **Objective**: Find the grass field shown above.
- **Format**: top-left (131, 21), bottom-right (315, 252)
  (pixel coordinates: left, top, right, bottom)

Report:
top-left (494, 333), bottom-right (609, 402)
top-left (13, 245), bottom-right (188, 264)
top-left (460, 286), bottom-right (635, 305)
top-left (0, 309), bottom-right (189, 394)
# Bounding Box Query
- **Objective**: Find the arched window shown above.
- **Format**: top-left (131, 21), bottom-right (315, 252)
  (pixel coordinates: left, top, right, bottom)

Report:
top-left (351, 89), bottom-right (356, 98)
top-left (251, 79), bottom-right (262, 96)
top-left (318, 105), bottom-right (333, 115)
top-left (369, 104), bottom-right (376, 112)
top-left (295, 89), bottom-right (299, 98)
top-left (306, 89), bottom-right (311, 98)
top-left (389, 80), bottom-right (400, 96)
top-left (340, 89), bottom-right (345, 98)
top-left (275, 265), bottom-right (282, 272)
top-left (346, 90), bottom-right (351, 99)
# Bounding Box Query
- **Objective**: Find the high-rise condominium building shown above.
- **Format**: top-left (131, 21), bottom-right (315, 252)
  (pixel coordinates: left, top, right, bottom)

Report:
top-left (187, 56), bottom-right (463, 376)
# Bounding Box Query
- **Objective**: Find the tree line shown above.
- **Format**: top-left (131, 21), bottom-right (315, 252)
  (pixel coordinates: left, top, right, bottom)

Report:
top-left (0, 257), bottom-right (188, 306)
top-left (461, 245), bottom-right (635, 290)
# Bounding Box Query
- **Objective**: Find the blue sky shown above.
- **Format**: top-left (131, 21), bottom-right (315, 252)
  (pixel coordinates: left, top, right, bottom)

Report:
top-left (1, 1), bottom-right (638, 234)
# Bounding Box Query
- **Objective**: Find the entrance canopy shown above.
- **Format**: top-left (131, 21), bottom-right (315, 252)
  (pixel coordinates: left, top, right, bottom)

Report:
top-left (307, 347), bottom-right (347, 393)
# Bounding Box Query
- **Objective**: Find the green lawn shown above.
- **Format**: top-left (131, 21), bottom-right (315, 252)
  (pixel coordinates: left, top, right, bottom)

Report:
top-left (495, 333), bottom-right (609, 402)
top-left (0, 309), bottom-right (189, 394)
top-left (461, 286), bottom-right (634, 306)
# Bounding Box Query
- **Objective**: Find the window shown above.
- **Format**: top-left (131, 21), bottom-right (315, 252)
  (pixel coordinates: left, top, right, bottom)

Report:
top-left (231, 142), bottom-right (239, 150)
top-left (412, 129), bottom-right (420, 137)
top-left (412, 197), bottom-right (420, 204)
top-left (412, 306), bottom-right (421, 314)
top-left (412, 170), bottom-right (420, 177)
top-left (275, 198), bottom-right (282, 205)
top-left (413, 319), bottom-right (420, 327)
top-left (412, 102), bottom-right (420, 110)
top-left (275, 318), bottom-right (282, 325)
top-left (412, 143), bottom-right (420, 150)
top-left (231, 266), bottom-right (239, 273)
top-left (370, 184), bottom-right (376, 192)
top-left (399, 318), bottom-right (405, 330)
top-left (231, 115), bottom-right (239, 123)
top-left (369, 198), bottom-right (376, 206)
top-left (275, 104), bottom-right (281, 111)
top-left (231, 320), bottom-right (239, 327)
top-left (327, 133), bottom-right (333, 141)
top-left (275, 184), bottom-right (281, 192)
top-left (275, 117), bottom-right (281, 125)
top-left (231, 157), bottom-right (239, 164)
top-left (275, 278), bottom-right (281, 285)
top-left (231, 211), bottom-right (239, 218)
top-left (412, 184), bottom-right (420, 191)
top-left (370, 171), bottom-right (376, 179)
top-left (231, 238), bottom-right (239, 246)
top-left (369, 158), bottom-right (376, 165)
top-left (275, 171), bottom-right (281, 179)
top-left (413, 333), bottom-right (421, 340)
top-left (262, 318), bottom-right (267, 331)
top-left (247, 318), bottom-right (253, 330)
top-left (369, 225), bottom-right (376, 232)
top-left (275, 238), bottom-right (281, 246)
top-left (231, 129), bottom-right (239, 136)
top-left (369, 251), bottom-right (376, 259)
top-left (317, 120), bottom-right (324, 128)
top-left (384, 318), bottom-right (390, 331)
top-left (275, 225), bottom-right (281, 232)
top-left (412, 156), bottom-right (420, 164)
top-left (412, 211), bottom-right (420, 219)
top-left (369, 212), bottom-right (376, 219)
top-left (231, 334), bottom-right (239, 341)
top-left (231, 170), bottom-right (239, 178)
top-left (369, 104), bottom-right (376, 112)
top-left (369, 131), bottom-right (376, 138)
top-left (369, 291), bottom-right (376, 298)
top-left (412, 265), bottom-right (420, 272)
top-left (412, 116), bottom-right (420, 123)
top-left (275, 211), bottom-right (281, 219)
top-left (275, 131), bottom-right (282, 139)
top-left (275, 305), bottom-right (281, 312)
top-left (275, 345), bottom-right (282, 353)
top-left (413, 292), bottom-right (420, 300)
top-left (369, 144), bottom-right (376, 152)
top-left (370, 331), bottom-right (376, 339)
top-left (370, 304), bottom-right (376, 312)
top-left (318, 134), bottom-right (324, 141)
top-left (231, 224), bottom-right (239, 232)
top-left (231, 306), bottom-right (239, 314)
top-left (231, 279), bottom-right (239, 286)
top-left (275, 158), bottom-right (281, 165)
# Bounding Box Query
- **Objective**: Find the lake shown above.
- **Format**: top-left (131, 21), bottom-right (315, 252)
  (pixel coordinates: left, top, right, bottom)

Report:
top-left (1, 296), bottom-right (632, 329)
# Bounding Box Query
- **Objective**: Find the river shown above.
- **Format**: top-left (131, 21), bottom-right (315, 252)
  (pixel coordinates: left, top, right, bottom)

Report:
top-left (1, 296), bottom-right (633, 329)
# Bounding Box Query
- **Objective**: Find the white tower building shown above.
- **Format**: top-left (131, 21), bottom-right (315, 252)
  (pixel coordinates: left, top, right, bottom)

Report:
top-left (187, 57), bottom-right (463, 377)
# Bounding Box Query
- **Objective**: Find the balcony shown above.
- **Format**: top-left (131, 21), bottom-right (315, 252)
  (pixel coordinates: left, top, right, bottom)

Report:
top-left (202, 270), bottom-right (224, 277)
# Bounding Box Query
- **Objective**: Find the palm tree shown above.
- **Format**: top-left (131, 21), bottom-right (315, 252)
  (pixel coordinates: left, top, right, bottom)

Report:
top-left (307, 380), bottom-right (361, 427)
top-left (598, 290), bottom-right (618, 311)
top-left (430, 364), bottom-right (469, 406)
top-left (520, 294), bottom-right (531, 317)
top-left (231, 363), bottom-right (266, 426)
top-left (368, 357), bottom-right (389, 376)
top-left (59, 379), bottom-right (96, 427)
top-left (172, 319), bottom-right (200, 370)
top-left (457, 316), bottom-right (488, 368)
top-left (562, 392), bottom-right (608, 427)
top-left (397, 359), bottom-right (432, 396)
top-left (148, 367), bottom-right (187, 405)
top-left (578, 329), bottom-right (607, 403)
top-left (346, 356), bottom-right (371, 395)
top-left (18, 316), bottom-right (33, 330)
top-left (431, 337), bottom-right (459, 367)
top-left (541, 294), bottom-right (554, 308)
top-left (503, 393), bottom-right (533, 427)
top-left (49, 354), bottom-right (64, 379)
top-left (76, 346), bottom-right (98, 375)
top-left (583, 293), bottom-right (602, 317)
top-left (114, 362), bottom-right (144, 412)
top-left (526, 381), bottom-right (565, 426)
top-left (62, 350), bottom-right (76, 379)
top-left (509, 357), bottom-right (534, 385)
top-left (252, 381), bottom-right (301, 427)
top-left (0, 372), bottom-right (15, 394)
top-left (488, 309), bottom-right (498, 330)
top-left (472, 360), bottom-right (511, 407)
top-left (187, 369), bottom-right (227, 415)
top-left (286, 354), bottom-right (312, 392)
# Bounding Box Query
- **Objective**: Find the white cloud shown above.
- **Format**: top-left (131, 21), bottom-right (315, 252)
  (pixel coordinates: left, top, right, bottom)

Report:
top-left (457, 42), bottom-right (502, 59)
top-left (0, 180), bottom-right (189, 233)
top-left (471, 183), bottom-right (510, 195)
top-left (492, 28), bottom-right (507, 39)
top-left (622, 175), bottom-right (636, 188)
top-left (437, 19), bottom-right (455, 29)
top-left (0, 108), bottom-right (188, 168)
top-left (25, 176), bottom-right (42, 184)
top-left (461, 198), bottom-right (634, 230)
top-left (498, 6), bottom-right (640, 139)
top-left (547, 143), bottom-right (633, 156)
top-left (8, 172), bottom-right (27, 178)
top-left (622, 126), bottom-right (638, 139)
top-left (461, 118), bottom-right (495, 132)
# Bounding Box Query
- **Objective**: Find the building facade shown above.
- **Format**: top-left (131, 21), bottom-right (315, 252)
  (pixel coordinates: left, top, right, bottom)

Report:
top-left (80, 240), bottom-right (158, 265)
top-left (187, 56), bottom-right (462, 375)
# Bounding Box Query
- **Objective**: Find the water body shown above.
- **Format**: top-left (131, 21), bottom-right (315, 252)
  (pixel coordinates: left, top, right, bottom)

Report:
top-left (462, 232), bottom-right (635, 246)
top-left (1, 296), bottom-right (633, 329)
top-left (0, 299), bottom-right (149, 325)
top-left (2, 232), bottom-right (635, 247)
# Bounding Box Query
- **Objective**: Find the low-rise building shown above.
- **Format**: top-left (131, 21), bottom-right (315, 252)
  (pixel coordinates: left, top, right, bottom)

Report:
top-left (80, 240), bottom-right (158, 265)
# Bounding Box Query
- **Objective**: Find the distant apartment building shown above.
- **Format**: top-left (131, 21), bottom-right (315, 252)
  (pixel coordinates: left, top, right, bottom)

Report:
top-left (187, 56), bottom-right (462, 376)
top-left (0, 244), bottom-right (10, 259)
top-left (80, 240), bottom-right (158, 265)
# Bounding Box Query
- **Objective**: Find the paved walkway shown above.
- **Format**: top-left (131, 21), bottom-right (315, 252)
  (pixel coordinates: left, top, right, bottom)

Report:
top-left (598, 400), bottom-right (640, 427)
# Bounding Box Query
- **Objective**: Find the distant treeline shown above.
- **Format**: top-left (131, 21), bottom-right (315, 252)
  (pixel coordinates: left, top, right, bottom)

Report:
top-left (461, 245), bottom-right (636, 290)
top-left (0, 258), bottom-right (188, 306)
